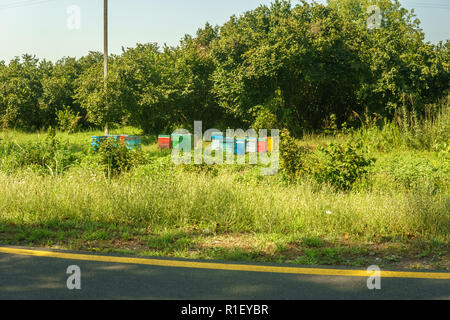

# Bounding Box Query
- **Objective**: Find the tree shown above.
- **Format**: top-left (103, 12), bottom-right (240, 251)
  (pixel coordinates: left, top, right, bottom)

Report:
top-left (39, 57), bottom-right (84, 128)
top-left (0, 54), bottom-right (50, 130)
top-left (74, 54), bottom-right (129, 130)
top-left (0, 0), bottom-right (448, 133)
top-left (211, 0), bottom-right (368, 135)
top-left (328, 0), bottom-right (450, 116)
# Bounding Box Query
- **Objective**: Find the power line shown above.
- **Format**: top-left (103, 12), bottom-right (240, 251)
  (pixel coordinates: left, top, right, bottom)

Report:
top-left (405, 3), bottom-right (450, 8)
top-left (0, 0), bottom-right (57, 11)
top-left (403, 5), bottom-right (450, 10)
top-left (0, 0), bottom-right (41, 6)
top-left (402, 1), bottom-right (450, 5)
top-left (400, 1), bottom-right (450, 9)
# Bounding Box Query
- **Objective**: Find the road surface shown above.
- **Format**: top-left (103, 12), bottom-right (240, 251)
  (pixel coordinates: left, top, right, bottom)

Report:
top-left (0, 246), bottom-right (449, 300)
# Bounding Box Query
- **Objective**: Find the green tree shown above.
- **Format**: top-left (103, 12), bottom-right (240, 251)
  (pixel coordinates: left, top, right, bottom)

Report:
top-left (211, 0), bottom-right (369, 135)
top-left (74, 54), bottom-right (129, 130)
top-left (328, 0), bottom-right (450, 116)
top-left (0, 54), bottom-right (51, 130)
top-left (39, 57), bottom-right (84, 128)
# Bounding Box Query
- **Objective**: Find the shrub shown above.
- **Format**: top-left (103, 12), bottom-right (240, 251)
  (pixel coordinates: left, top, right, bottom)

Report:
top-left (97, 138), bottom-right (132, 177)
top-left (356, 102), bottom-right (450, 152)
top-left (56, 106), bottom-right (81, 133)
top-left (323, 114), bottom-right (338, 135)
top-left (279, 129), bottom-right (311, 181)
top-left (378, 153), bottom-right (449, 192)
top-left (311, 140), bottom-right (375, 191)
top-left (97, 137), bottom-right (145, 177)
top-left (251, 105), bottom-right (279, 132)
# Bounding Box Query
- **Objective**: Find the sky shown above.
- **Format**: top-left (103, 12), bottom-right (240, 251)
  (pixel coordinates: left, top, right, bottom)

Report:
top-left (0, 0), bottom-right (449, 63)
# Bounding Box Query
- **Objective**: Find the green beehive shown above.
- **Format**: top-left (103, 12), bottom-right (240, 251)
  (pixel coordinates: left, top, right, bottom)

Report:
top-left (171, 134), bottom-right (182, 149)
top-left (172, 133), bottom-right (192, 151)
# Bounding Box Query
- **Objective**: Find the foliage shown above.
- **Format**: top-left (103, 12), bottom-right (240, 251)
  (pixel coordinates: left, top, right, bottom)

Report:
top-left (39, 57), bottom-right (85, 128)
top-left (374, 152), bottom-right (449, 192)
top-left (323, 114), bottom-right (338, 135)
top-left (251, 105), bottom-right (279, 132)
top-left (279, 129), bottom-right (311, 181)
top-left (74, 55), bottom-right (128, 130)
top-left (355, 98), bottom-right (450, 152)
top-left (311, 139), bottom-right (375, 190)
top-left (97, 137), bottom-right (143, 177)
top-left (0, 129), bottom-right (78, 175)
top-left (56, 105), bottom-right (81, 133)
top-left (0, 55), bottom-right (50, 130)
top-left (0, 1), bottom-right (448, 135)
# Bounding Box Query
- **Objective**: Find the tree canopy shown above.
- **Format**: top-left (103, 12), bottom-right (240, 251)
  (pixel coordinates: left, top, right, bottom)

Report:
top-left (0, 0), bottom-right (448, 134)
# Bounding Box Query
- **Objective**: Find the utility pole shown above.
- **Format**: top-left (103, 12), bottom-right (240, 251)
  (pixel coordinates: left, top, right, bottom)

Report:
top-left (104, 0), bottom-right (109, 135)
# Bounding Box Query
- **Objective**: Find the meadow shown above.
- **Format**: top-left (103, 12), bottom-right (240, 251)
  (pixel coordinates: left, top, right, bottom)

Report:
top-left (0, 106), bottom-right (448, 270)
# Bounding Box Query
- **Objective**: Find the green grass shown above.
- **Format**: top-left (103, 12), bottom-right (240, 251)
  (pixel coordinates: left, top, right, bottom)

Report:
top-left (0, 123), bottom-right (448, 269)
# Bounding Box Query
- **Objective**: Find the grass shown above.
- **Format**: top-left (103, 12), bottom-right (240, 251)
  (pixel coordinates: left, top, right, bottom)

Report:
top-left (0, 116), bottom-right (448, 270)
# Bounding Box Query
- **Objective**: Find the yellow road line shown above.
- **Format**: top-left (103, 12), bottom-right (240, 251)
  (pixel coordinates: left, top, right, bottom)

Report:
top-left (0, 247), bottom-right (449, 279)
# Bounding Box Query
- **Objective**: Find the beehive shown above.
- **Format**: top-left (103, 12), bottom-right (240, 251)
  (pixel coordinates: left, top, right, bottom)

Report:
top-left (235, 139), bottom-right (245, 155)
top-left (224, 137), bottom-right (234, 153)
top-left (267, 137), bottom-right (273, 152)
top-left (258, 138), bottom-right (267, 153)
top-left (211, 134), bottom-right (223, 151)
top-left (246, 137), bottom-right (257, 153)
top-left (158, 135), bottom-right (171, 149)
top-left (123, 136), bottom-right (142, 150)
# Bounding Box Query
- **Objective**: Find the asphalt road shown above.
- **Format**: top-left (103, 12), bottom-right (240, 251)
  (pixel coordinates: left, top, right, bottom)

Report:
top-left (0, 246), bottom-right (449, 300)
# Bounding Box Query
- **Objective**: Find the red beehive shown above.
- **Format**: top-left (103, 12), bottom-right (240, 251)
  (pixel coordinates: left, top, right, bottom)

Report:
top-left (158, 135), bottom-right (171, 149)
top-left (258, 138), bottom-right (267, 153)
top-left (120, 135), bottom-right (129, 144)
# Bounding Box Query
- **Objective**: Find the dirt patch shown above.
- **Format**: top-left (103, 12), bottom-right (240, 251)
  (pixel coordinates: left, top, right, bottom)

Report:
top-left (111, 239), bottom-right (148, 251)
top-left (196, 234), bottom-right (279, 257)
top-left (197, 234), bottom-right (262, 251)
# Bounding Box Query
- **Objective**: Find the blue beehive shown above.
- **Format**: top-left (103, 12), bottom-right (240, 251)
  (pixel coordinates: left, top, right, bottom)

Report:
top-left (91, 135), bottom-right (141, 151)
top-left (211, 134), bottom-right (223, 151)
top-left (123, 136), bottom-right (142, 150)
top-left (91, 136), bottom-right (108, 151)
top-left (235, 139), bottom-right (245, 155)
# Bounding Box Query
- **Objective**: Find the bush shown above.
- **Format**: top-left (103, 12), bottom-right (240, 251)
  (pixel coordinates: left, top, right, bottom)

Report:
top-left (56, 106), bottom-right (81, 133)
top-left (311, 140), bottom-right (375, 191)
top-left (279, 129), bottom-right (311, 181)
top-left (355, 102), bottom-right (450, 152)
top-left (97, 137), bottom-right (145, 177)
top-left (251, 105), bottom-right (279, 132)
top-left (323, 114), bottom-right (338, 135)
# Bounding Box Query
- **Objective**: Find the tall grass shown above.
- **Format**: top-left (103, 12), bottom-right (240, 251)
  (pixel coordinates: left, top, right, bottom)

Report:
top-left (356, 98), bottom-right (450, 152)
top-left (0, 106), bottom-right (448, 245)
top-left (0, 162), bottom-right (447, 241)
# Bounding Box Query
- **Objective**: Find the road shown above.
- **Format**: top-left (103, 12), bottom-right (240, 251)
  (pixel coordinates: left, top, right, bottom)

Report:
top-left (0, 246), bottom-right (449, 300)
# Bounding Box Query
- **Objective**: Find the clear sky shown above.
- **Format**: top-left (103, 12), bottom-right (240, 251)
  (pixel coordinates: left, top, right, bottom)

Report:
top-left (0, 0), bottom-right (449, 63)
